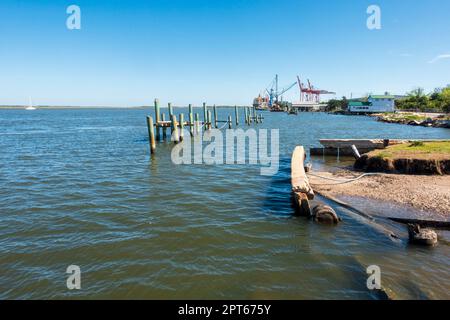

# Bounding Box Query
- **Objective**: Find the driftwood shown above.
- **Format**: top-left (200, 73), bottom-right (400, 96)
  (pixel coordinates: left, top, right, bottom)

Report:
top-left (291, 146), bottom-right (340, 223)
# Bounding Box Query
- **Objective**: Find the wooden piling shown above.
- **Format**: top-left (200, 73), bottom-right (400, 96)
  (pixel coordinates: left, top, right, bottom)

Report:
top-left (195, 113), bottom-right (200, 135)
top-left (244, 108), bottom-right (248, 125)
top-left (154, 99), bottom-right (161, 141)
top-left (203, 102), bottom-right (207, 129)
top-left (207, 110), bottom-right (212, 130)
top-left (189, 104), bottom-right (194, 137)
top-left (162, 113), bottom-right (167, 139)
top-left (228, 115), bottom-right (232, 129)
top-left (171, 115), bottom-right (180, 143)
top-left (146, 116), bottom-right (156, 154)
top-left (168, 103), bottom-right (173, 120)
top-left (179, 114), bottom-right (184, 141)
top-left (213, 105), bottom-right (218, 128)
top-left (235, 106), bottom-right (239, 126)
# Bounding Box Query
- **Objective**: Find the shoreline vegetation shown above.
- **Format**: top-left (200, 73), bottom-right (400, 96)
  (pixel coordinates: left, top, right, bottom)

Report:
top-left (355, 141), bottom-right (450, 175)
top-left (373, 112), bottom-right (450, 128)
top-left (327, 85), bottom-right (450, 128)
top-left (310, 141), bottom-right (450, 221)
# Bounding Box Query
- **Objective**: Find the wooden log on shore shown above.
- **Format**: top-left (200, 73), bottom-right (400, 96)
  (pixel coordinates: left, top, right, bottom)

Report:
top-left (291, 146), bottom-right (315, 216)
top-left (146, 116), bottom-right (156, 154)
top-left (291, 146), bottom-right (340, 223)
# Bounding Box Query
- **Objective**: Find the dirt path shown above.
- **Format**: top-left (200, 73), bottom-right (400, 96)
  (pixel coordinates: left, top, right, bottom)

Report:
top-left (308, 169), bottom-right (450, 221)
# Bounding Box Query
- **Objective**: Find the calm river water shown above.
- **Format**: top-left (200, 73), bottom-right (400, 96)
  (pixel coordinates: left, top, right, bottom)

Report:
top-left (0, 108), bottom-right (449, 299)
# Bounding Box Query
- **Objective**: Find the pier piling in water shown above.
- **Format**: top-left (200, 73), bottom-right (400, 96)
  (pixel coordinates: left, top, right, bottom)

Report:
top-left (146, 116), bottom-right (156, 154)
top-left (180, 114), bottom-right (185, 141)
top-left (195, 113), bottom-right (200, 135)
top-left (154, 99), bottom-right (161, 141)
top-left (207, 110), bottom-right (212, 130)
top-left (189, 104), bottom-right (194, 137)
top-left (203, 103), bottom-right (207, 129)
top-left (162, 113), bottom-right (167, 139)
top-left (168, 103), bottom-right (173, 120)
top-left (146, 99), bottom-right (264, 154)
top-left (171, 115), bottom-right (179, 144)
top-left (213, 105), bottom-right (218, 128)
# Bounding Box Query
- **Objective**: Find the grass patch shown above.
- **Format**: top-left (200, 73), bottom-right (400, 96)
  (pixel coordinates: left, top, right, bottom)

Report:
top-left (369, 141), bottom-right (450, 160)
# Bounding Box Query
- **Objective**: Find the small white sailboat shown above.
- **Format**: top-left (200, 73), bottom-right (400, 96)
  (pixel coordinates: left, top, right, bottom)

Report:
top-left (25, 97), bottom-right (36, 110)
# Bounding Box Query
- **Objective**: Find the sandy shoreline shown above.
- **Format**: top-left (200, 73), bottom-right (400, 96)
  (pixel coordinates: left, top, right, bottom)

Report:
top-left (309, 169), bottom-right (450, 221)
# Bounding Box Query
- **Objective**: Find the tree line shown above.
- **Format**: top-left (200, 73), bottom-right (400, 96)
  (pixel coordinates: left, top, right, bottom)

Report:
top-left (326, 86), bottom-right (450, 113)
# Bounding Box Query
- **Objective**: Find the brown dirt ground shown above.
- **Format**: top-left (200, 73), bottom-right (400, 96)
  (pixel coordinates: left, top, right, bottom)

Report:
top-left (309, 169), bottom-right (450, 220)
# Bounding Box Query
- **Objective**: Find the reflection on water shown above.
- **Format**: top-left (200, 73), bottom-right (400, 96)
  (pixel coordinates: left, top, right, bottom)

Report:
top-left (0, 109), bottom-right (449, 299)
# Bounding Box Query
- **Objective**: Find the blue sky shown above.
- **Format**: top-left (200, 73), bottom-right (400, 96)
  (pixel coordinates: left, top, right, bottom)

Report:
top-left (0, 0), bottom-right (449, 106)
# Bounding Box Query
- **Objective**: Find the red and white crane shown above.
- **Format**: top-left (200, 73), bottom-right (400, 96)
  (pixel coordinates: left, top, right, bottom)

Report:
top-left (297, 76), bottom-right (335, 103)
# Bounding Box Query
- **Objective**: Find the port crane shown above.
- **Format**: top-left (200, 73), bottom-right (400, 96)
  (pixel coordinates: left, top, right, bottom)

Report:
top-left (297, 76), bottom-right (335, 103)
top-left (265, 74), bottom-right (297, 107)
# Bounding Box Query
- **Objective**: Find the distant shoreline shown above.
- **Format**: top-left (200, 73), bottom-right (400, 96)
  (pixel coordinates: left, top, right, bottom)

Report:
top-left (0, 106), bottom-right (149, 110)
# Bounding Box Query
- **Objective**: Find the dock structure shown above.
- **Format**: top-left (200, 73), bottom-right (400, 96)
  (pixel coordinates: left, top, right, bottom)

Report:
top-left (146, 99), bottom-right (263, 154)
top-left (291, 146), bottom-right (340, 224)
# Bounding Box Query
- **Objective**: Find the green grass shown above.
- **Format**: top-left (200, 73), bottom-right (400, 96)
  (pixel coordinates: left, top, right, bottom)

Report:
top-left (371, 141), bottom-right (450, 159)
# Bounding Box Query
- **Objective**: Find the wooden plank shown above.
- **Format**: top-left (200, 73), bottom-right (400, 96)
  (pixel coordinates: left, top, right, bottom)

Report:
top-left (291, 146), bottom-right (315, 200)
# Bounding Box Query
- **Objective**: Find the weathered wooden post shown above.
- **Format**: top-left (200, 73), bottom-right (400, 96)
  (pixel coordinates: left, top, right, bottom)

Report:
top-left (248, 107), bottom-right (252, 124)
top-left (207, 110), bottom-right (212, 130)
top-left (171, 115), bottom-right (180, 144)
top-left (154, 99), bottom-right (161, 141)
top-left (213, 105), bottom-right (218, 128)
top-left (195, 113), bottom-right (200, 135)
top-left (179, 114), bottom-right (185, 141)
top-left (203, 102), bottom-right (207, 129)
top-left (228, 115), bottom-right (232, 129)
top-left (244, 108), bottom-right (248, 125)
top-left (189, 104), bottom-right (194, 137)
top-left (168, 103), bottom-right (173, 120)
top-left (162, 113), bottom-right (167, 139)
top-left (146, 116), bottom-right (156, 154)
top-left (235, 106), bottom-right (239, 126)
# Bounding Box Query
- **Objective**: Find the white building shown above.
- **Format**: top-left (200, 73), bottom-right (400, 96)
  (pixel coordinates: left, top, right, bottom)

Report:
top-left (348, 95), bottom-right (396, 113)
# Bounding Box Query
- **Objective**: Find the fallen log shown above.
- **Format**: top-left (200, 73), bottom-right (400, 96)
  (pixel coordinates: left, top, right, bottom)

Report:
top-left (291, 146), bottom-right (340, 224)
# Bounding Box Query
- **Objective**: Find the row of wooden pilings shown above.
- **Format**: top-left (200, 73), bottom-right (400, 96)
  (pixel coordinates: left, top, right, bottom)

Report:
top-left (146, 99), bottom-right (263, 154)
